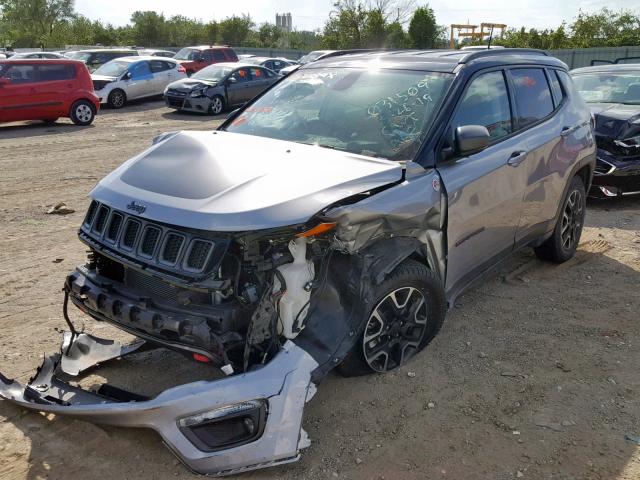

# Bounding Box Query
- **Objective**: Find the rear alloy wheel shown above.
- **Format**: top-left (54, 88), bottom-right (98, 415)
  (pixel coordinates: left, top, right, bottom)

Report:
top-left (69, 100), bottom-right (95, 126)
top-left (535, 175), bottom-right (586, 263)
top-left (338, 260), bottom-right (446, 377)
top-left (108, 89), bottom-right (126, 109)
top-left (208, 95), bottom-right (224, 115)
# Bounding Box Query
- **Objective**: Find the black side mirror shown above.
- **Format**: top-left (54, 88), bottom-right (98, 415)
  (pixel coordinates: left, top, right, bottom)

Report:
top-left (123, 71), bottom-right (131, 80)
top-left (226, 77), bottom-right (237, 85)
top-left (455, 125), bottom-right (491, 154)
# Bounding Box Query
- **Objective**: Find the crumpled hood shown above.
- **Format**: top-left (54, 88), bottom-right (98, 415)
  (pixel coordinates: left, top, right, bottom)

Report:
top-left (167, 78), bottom-right (217, 91)
top-left (91, 74), bottom-right (118, 82)
top-left (589, 103), bottom-right (640, 140)
top-left (91, 130), bottom-right (403, 231)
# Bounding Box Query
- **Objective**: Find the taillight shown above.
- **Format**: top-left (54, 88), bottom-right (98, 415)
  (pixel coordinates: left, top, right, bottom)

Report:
top-left (193, 353), bottom-right (210, 363)
top-left (177, 65), bottom-right (186, 73)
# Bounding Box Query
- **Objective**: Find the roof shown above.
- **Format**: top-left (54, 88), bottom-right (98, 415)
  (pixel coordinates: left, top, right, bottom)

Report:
top-left (182, 45), bottom-right (233, 51)
top-left (112, 55), bottom-right (177, 63)
top-left (0, 58), bottom-right (85, 65)
top-left (71, 48), bottom-right (137, 53)
top-left (306, 48), bottom-right (566, 73)
top-left (571, 64), bottom-right (640, 74)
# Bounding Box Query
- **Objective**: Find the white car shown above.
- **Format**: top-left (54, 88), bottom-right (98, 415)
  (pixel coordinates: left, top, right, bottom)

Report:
top-left (91, 56), bottom-right (187, 108)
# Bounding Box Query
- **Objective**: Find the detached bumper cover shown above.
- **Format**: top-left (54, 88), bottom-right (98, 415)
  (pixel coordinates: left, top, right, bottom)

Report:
top-left (0, 333), bottom-right (318, 476)
top-left (591, 148), bottom-right (640, 196)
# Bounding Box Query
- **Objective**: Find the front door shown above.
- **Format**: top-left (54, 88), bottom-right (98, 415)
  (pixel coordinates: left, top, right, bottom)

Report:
top-left (126, 61), bottom-right (154, 99)
top-left (437, 69), bottom-right (528, 293)
top-left (226, 68), bottom-right (252, 106)
top-left (0, 63), bottom-right (42, 122)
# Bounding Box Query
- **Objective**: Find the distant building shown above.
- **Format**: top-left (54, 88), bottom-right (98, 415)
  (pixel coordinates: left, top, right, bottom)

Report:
top-left (276, 13), bottom-right (292, 33)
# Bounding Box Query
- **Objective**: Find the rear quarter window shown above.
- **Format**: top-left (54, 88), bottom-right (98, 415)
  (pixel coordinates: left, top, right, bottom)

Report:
top-left (224, 49), bottom-right (238, 61)
top-left (38, 64), bottom-right (76, 81)
top-left (510, 68), bottom-right (554, 129)
top-left (547, 70), bottom-right (565, 107)
top-left (212, 50), bottom-right (226, 61)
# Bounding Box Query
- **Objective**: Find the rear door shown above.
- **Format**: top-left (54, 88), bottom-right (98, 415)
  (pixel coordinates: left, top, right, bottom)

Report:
top-left (149, 60), bottom-right (174, 93)
top-left (437, 69), bottom-right (527, 293)
top-left (34, 63), bottom-right (77, 117)
top-left (126, 61), bottom-right (154, 99)
top-left (247, 67), bottom-right (270, 99)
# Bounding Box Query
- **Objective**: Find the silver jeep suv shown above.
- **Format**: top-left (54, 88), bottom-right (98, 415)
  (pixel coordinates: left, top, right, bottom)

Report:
top-left (1, 49), bottom-right (595, 476)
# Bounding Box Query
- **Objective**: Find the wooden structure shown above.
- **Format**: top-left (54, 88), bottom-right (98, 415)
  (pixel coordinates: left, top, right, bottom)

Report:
top-left (450, 22), bottom-right (507, 49)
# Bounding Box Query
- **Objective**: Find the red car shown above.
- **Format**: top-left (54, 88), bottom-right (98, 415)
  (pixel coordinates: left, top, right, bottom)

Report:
top-left (0, 59), bottom-right (99, 126)
top-left (173, 45), bottom-right (238, 75)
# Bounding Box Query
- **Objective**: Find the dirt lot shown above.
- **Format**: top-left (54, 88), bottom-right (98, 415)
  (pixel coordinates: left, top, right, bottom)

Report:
top-left (1, 100), bottom-right (639, 480)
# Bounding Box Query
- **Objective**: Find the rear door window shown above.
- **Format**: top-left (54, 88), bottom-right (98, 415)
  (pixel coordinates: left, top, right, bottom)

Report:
top-left (451, 70), bottom-right (513, 141)
top-left (224, 49), bottom-right (238, 61)
top-left (213, 50), bottom-right (226, 61)
top-left (509, 68), bottom-right (554, 129)
top-left (150, 60), bottom-right (172, 73)
top-left (249, 67), bottom-right (265, 81)
top-left (37, 64), bottom-right (76, 81)
top-left (201, 50), bottom-right (214, 62)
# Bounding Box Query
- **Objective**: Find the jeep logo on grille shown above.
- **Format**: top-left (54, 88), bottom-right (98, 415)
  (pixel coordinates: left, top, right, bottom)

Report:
top-left (126, 201), bottom-right (147, 214)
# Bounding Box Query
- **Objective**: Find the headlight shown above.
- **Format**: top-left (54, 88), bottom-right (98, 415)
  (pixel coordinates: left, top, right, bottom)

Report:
top-left (189, 88), bottom-right (205, 98)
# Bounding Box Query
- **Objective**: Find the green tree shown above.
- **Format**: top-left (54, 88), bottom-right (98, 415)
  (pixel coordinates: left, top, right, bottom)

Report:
top-left (218, 15), bottom-right (253, 46)
top-left (130, 10), bottom-right (166, 46)
top-left (0, 0), bottom-right (74, 46)
top-left (408, 4), bottom-right (438, 48)
top-left (364, 9), bottom-right (386, 47)
top-left (385, 21), bottom-right (408, 47)
top-left (257, 22), bottom-right (281, 48)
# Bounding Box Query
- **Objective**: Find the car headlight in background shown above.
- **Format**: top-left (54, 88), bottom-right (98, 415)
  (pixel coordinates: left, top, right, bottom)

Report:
top-left (178, 400), bottom-right (267, 452)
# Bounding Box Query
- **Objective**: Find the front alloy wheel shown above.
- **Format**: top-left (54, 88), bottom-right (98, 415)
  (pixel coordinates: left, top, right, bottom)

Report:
top-left (560, 189), bottom-right (583, 251)
top-left (363, 287), bottom-right (428, 372)
top-left (209, 96), bottom-right (224, 115)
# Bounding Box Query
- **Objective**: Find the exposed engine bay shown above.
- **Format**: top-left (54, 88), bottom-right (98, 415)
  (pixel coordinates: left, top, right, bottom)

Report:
top-left (69, 199), bottom-right (328, 374)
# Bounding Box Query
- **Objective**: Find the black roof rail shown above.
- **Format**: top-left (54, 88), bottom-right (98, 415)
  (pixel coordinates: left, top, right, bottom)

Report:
top-left (457, 48), bottom-right (549, 63)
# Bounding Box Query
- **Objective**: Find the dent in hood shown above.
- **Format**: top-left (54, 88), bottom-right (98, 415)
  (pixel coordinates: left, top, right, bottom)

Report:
top-left (590, 103), bottom-right (640, 140)
top-left (167, 78), bottom-right (217, 90)
top-left (91, 131), bottom-right (404, 231)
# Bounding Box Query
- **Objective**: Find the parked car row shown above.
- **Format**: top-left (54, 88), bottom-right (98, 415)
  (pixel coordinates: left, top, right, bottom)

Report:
top-left (1, 48), bottom-right (639, 198)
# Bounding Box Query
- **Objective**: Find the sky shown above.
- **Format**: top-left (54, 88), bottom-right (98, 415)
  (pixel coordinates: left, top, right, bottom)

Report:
top-left (75, 0), bottom-right (640, 32)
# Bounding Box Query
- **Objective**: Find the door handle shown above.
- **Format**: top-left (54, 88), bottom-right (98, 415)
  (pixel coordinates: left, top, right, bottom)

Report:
top-left (561, 126), bottom-right (576, 137)
top-left (507, 150), bottom-right (527, 167)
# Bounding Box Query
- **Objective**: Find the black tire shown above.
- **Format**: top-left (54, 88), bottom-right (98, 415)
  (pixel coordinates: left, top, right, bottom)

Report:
top-left (208, 95), bottom-right (225, 115)
top-left (534, 175), bottom-right (586, 263)
top-left (338, 260), bottom-right (446, 377)
top-left (69, 100), bottom-right (95, 126)
top-left (108, 89), bottom-right (126, 109)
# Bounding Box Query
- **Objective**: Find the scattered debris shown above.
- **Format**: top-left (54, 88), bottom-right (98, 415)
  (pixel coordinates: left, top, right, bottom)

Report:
top-left (427, 402), bottom-right (435, 409)
top-left (535, 421), bottom-right (562, 432)
top-left (625, 433), bottom-right (640, 445)
top-left (355, 457), bottom-right (363, 465)
top-left (479, 352), bottom-right (488, 358)
top-left (46, 202), bottom-right (75, 215)
top-left (517, 470), bottom-right (524, 478)
top-left (561, 420), bottom-right (576, 427)
top-left (407, 371), bottom-right (416, 378)
top-left (52, 258), bottom-right (64, 263)
top-left (513, 430), bottom-right (521, 435)
top-left (555, 361), bottom-right (571, 373)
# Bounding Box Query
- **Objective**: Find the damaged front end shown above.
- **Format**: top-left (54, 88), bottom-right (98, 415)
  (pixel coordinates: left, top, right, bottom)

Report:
top-left (1, 130), bottom-right (446, 475)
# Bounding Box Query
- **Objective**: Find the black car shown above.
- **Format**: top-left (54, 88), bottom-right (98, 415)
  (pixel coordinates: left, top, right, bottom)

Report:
top-left (571, 64), bottom-right (640, 197)
top-left (243, 56), bottom-right (294, 73)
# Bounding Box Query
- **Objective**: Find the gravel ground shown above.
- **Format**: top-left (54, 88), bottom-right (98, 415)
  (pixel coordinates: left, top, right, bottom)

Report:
top-left (0, 100), bottom-right (639, 480)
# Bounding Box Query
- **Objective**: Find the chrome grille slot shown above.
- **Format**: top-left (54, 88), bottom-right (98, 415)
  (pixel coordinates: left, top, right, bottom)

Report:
top-left (80, 201), bottom-right (226, 279)
top-left (84, 200), bottom-right (98, 226)
top-left (122, 220), bottom-right (140, 249)
top-left (92, 205), bottom-right (110, 235)
top-left (185, 240), bottom-right (213, 272)
top-left (140, 226), bottom-right (161, 258)
top-left (160, 233), bottom-right (184, 265)
top-left (106, 213), bottom-right (123, 242)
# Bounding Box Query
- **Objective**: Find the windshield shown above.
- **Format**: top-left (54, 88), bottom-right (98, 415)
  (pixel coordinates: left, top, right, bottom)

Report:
top-left (192, 65), bottom-right (234, 82)
top-left (93, 60), bottom-right (129, 77)
top-left (298, 51), bottom-right (327, 65)
top-left (572, 71), bottom-right (640, 104)
top-left (174, 48), bottom-right (200, 61)
top-left (66, 51), bottom-right (91, 62)
top-left (226, 67), bottom-right (453, 160)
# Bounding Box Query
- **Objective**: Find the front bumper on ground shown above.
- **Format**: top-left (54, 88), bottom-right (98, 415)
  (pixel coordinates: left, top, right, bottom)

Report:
top-left (165, 94), bottom-right (211, 113)
top-left (0, 332), bottom-right (318, 476)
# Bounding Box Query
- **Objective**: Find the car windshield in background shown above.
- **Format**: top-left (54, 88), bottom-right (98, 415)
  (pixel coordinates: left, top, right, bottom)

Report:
top-left (174, 48), bottom-right (199, 60)
top-left (66, 51), bottom-right (91, 62)
top-left (298, 51), bottom-right (326, 64)
top-left (191, 65), bottom-right (234, 82)
top-left (572, 71), bottom-right (640, 104)
top-left (93, 60), bottom-right (129, 77)
top-left (226, 67), bottom-right (452, 161)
